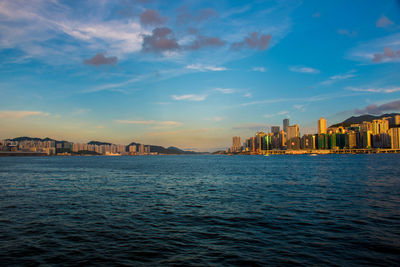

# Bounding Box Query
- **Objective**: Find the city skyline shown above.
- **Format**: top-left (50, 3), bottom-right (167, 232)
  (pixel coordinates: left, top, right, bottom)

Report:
top-left (1, 1), bottom-right (400, 151)
top-left (3, 113), bottom-right (400, 155)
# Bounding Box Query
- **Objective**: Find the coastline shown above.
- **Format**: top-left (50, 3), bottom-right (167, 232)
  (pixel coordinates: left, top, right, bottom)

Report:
top-left (2, 149), bottom-right (400, 156)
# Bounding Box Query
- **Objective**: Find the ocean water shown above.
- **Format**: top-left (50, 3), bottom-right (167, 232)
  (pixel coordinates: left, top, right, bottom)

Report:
top-left (0, 154), bottom-right (399, 266)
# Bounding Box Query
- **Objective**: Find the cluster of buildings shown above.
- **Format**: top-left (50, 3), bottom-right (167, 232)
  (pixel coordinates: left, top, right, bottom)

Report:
top-left (230, 115), bottom-right (400, 154)
top-left (0, 139), bottom-right (153, 156)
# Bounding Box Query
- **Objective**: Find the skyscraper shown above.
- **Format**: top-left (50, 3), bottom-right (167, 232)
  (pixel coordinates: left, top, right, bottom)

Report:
top-left (271, 126), bottom-right (280, 135)
top-left (283, 119), bottom-right (289, 133)
top-left (318, 117), bottom-right (327, 135)
top-left (139, 144), bottom-right (144, 154)
top-left (287, 124), bottom-right (300, 140)
top-left (231, 136), bottom-right (242, 152)
top-left (395, 115), bottom-right (400, 125)
top-left (389, 127), bottom-right (400, 149)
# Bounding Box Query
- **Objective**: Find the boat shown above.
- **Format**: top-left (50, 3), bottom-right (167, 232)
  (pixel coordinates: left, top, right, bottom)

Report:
top-left (310, 153), bottom-right (318, 156)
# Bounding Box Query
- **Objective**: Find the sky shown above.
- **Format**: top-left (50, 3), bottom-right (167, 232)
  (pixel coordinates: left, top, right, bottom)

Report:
top-left (0, 0), bottom-right (400, 151)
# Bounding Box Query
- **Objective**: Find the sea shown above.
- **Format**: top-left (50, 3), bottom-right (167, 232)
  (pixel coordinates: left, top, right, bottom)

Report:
top-left (0, 154), bottom-right (399, 266)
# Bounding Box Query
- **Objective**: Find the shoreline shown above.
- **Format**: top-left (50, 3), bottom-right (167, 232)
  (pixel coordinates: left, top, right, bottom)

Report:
top-left (2, 149), bottom-right (400, 156)
top-left (226, 148), bottom-right (400, 155)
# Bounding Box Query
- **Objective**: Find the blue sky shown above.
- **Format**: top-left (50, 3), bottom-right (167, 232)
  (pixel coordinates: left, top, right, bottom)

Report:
top-left (1, 0), bottom-right (400, 151)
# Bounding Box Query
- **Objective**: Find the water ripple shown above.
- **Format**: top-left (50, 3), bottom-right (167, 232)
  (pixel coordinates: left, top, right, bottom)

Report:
top-left (0, 155), bottom-right (399, 265)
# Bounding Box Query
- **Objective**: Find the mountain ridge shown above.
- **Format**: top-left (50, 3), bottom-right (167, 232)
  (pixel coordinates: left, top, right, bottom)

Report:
top-left (329, 113), bottom-right (400, 128)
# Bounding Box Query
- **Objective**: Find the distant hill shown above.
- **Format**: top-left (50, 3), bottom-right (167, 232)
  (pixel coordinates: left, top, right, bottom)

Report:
top-left (7, 136), bottom-right (56, 142)
top-left (127, 142), bottom-right (200, 154)
top-left (88, 141), bottom-right (112, 146)
top-left (330, 113), bottom-right (400, 128)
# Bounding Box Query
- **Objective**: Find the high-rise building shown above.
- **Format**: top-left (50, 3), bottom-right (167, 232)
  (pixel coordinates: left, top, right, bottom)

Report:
top-left (301, 134), bottom-right (314, 149)
top-left (129, 145), bottom-right (136, 153)
top-left (318, 117), bottom-right (327, 135)
top-left (231, 136), bottom-right (242, 152)
top-left (372, 119), bottom-right (389, 135)
top-left (345, 132), bottom-right (357, 149)
top-left (256, 132), bottom-right (266, 152)
top-left (389, 127), bottom-right (400, 149)
top-left (361, 121), bottom-right (373, 133)
top-left (395, 115), bottom-right (400, 125)
top-left (287, 124), bottom-right (300, 140)
top-left (139, 144), bottom-right (144, 154)
top-left (279, 130), bottom-right (286, 148)
top-left (362, 131), bottom-right (372, 148)
top-left (283, 119), bottom-right (289, 133)
top-left (287, 137), bottom-right (301, 150)
top-left (271, 126), bottom-right (280, 135)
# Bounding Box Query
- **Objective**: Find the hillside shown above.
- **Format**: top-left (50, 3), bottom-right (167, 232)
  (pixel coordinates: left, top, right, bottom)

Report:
top-left (127, 142), bottom-right (199, 154)
top-left (330, 113), bottom-right (400, 128)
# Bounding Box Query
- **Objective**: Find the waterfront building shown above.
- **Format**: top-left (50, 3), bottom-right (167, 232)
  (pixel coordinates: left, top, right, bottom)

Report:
top-left (335, 134), bottom-right (346, 149)
top-left (245, 138), bottom-right (252, 152)
top-left (318, 117), bottom-right (327, 135)
top-left (264, 134), bottom-right (272, 151)
top-left (287, 137), bottom-right (301, 150)
top-left (395, 115), bottom-right (400, 125)
top-left (139, 144), bottom-right (145, 154)
top-left (287, 124), bottom-right (300, 140)
top-left (301, 134), bottom-right (314, 149)
top-left (255, 132), bottom-right (266, 153)
top-left (231, 136), bottom-right (242, 152)
top-left (129, 145), bottom-right (136, 153)
top-left (345, 131), bottom-right (357, 149)
top-left (279, 130), bottom-right (286, 148)
top-left (117, 145), bottom-right (126, 153)
top-left (389, 127), bottom-right (400, 149)
top-left (271, 134), bottom-right (281, 149)
top-left (317, 134), bottom-right (328, 149)
top-left (271, 126), bottom-right (280, 135)
top-left (362, 131), bottom-right (372, 149)
top-left (72, 143), bottom-right (79, 152)
top-left (361, 121), bottom-right (373, 133)
top-left (372, 119), bottom-right (389, 135)
top-left (283, 118), bottom-right (289, 133)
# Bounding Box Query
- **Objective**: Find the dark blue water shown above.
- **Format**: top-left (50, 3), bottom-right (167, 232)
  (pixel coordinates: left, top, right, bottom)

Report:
top-left (0, 155), bottom-right (399, 266)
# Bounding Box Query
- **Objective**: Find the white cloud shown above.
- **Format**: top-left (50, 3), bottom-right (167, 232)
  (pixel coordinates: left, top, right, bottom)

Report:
top-left (171, 94), bottom-right (206, 101)
top-left (206, 116), bottom-right (225, 122)
top-left (376, 15), bottom-right (394, 28)
top-left (289, 66), bottom-right (320, 74)
top-left (232, 123), bottom-right (271, 131)
top-left (243, 92), bottom-right (252, 98)
top-left (213, 117), bottom-right (225, 121)
top-left (252, 66), bottom-right (266, 72)
top-left (293, 104), bottom-right (305, 111)
top-left (321, 73), bottom-right (356, 85)
top-left (312, 12), bottom-right (321, 18)
top-left (115, 120), bottom-right (182, 126)
top-left (0, 1), bottom-right (146, 62)
top-left (72, 108), bottom-right (90, 115)
top-left (338, 29), bottom-right (357, 38)
top-left (186, 64), bottom-right (227, 72)
top-left (346, 86), bottom-right (400, 93)
top-left (264, 111), bottom-right (288, 118)
top-left (348, 33), bottom-right (400, 63)
top-left (0, 110), bottom-right (49, 119)
top-left (215, 88), bottom-right (235, 94)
